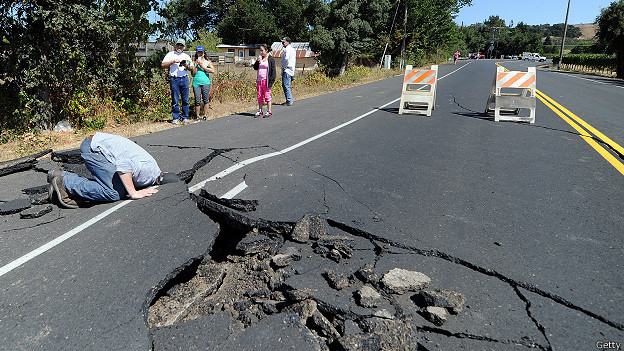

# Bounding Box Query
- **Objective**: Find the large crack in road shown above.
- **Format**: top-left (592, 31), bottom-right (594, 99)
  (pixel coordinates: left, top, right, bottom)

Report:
top-left (2, 147), bottom-right (623, 350)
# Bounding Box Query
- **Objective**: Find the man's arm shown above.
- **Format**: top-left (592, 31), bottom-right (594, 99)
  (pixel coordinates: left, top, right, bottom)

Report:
top-left (118, 172), bottom-right (158, 199)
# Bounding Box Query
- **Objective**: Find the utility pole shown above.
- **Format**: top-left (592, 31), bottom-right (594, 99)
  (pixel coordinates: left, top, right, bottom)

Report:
top-left (400, 2), bottom-right (407, 70)
top-left (558, 0), bottom-right (571, 70)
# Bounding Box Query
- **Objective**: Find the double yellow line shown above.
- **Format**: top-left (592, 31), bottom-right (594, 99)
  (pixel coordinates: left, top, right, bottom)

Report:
top-left (496, 62), bottom-right (624, 176)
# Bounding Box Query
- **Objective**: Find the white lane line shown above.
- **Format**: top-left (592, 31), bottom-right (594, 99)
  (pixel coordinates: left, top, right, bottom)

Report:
top-left (0, 200), bottom-right (131, 277)
top-left (552, 71), bottom-right (624, 89)
top-left (1, 66), bottom-right (460, 278)
top-left (192, 64), bottom-right (461, 196)
top-left (188, 97), bottom-right (401, 193)
top-left (220, 181), bottom-right (248, 199)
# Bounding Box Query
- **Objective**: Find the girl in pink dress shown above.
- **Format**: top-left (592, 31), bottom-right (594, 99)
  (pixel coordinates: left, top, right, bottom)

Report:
top-left (253, 44), bottom-right (276, 118)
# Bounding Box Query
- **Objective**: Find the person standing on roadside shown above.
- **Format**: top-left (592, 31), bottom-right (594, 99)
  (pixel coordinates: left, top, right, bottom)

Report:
top-left (454, 50), bottom-right (460, 65)
top-left (280, 37), bottom-right (296, 106)
top-left (161, 38), bottom-right (192, 125)
top-left (253, 44), bottom-right (276, 118)
top-left (188, 46), bottom-right (215, 122)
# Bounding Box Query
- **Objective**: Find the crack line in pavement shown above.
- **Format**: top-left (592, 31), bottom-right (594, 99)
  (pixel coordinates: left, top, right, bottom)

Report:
top-left (513, 285), bottom-right (553, 351)
top-left (327, 218), bottom-right (624, 332)
top-left (1, 211), bottom-right (64, 232)
top-left (418, 325), bottom-right (547, 350)
top-left (147, 193), bottom-right (552, 350)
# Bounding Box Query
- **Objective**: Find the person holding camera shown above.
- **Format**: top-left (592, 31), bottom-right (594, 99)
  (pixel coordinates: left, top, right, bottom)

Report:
top-left (188, 46), bottom-right (215, 122)
top-left (253, 44), bottom-right (276, 118)
top-left (161, 38), bottom-right (192, 125)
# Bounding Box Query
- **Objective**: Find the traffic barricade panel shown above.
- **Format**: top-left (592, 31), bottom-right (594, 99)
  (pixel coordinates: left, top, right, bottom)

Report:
top-left (399, 65), bottom-right (438, 116)
top-left (485, 66), bottom-right (536, 123)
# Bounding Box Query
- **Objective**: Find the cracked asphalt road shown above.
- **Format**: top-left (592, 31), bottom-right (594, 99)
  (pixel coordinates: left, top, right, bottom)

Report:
top-left (1, 59), bottom-right (623, 350)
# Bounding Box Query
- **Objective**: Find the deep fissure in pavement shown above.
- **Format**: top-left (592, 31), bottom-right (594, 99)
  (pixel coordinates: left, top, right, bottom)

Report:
top-left (145, 191), bottom-right (576, 350)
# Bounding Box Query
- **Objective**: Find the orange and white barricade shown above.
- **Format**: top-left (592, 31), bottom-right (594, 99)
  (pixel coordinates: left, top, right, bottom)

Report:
top-left (398, 65), bottom-right (438, 116)
top-left (485, 66), bottom-right (536, 123)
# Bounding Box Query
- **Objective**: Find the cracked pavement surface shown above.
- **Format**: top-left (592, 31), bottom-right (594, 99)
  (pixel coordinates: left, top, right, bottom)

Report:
top-left (1, 60), bottom-right (623, 350)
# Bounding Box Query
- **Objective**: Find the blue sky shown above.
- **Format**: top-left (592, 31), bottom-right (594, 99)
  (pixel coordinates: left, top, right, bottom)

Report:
top-left (455, 0), bottom-right (615, 26)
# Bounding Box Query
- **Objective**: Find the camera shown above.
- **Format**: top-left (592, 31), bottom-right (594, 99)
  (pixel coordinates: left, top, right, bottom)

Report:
top-left (180, 60), bottom-right (187, 66)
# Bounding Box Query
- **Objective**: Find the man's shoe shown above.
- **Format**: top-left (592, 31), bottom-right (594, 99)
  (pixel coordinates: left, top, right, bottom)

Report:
top-left (182, 119), bottom-right (190, 125)
top-left (284, 102), bottom-right (293, 106)
top-left (172, 119), bottom-right (180, 125)
top-left (47, 169), bottom-right (63, 184)
top-left (51, 176), bottom-right (79, 209)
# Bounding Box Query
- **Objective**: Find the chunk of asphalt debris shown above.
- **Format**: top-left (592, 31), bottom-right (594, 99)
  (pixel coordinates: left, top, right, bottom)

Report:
top-left (199, 189), bottom-right (258, 212)
top-left (22, 184), bottom-right (51, 205)
top-left (323, 269), bottom-right (352, 290)
top-left (415, 289), bottom-right (467, 314)
top-left (356, 263), bottom-right (380, 285)
top-left (20, 204), bottom-right (53, 219)
top-left (312, 236), bottom-right (354, 262)
top-left (381, 268), bottom-right (431, 295)
top-left (235, 233), bottom-right (273, 255)
top-left (0, 149), bottom-right (51, 177)
top-left (356, 285), bottom-right (382, 308)
top-left (421, 306), bottom-right (447, 326)
top-left (0, 198), bottom-right (32, 215)
top-left (291, 213), bottom-right (328, 243)
top-left (373, 309), bottom-right (394, 319)
top-left (271, 246), bottom-right (302, 267)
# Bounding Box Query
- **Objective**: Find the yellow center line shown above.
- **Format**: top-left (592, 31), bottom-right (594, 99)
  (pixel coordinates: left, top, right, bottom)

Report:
top-left (495, 62), bottom-right (624, 176)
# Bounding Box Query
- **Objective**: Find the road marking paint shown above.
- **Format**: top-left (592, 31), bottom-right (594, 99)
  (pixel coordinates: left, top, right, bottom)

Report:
top-left (496, 61), bottom-right (624, 176)
top-left (552, 71), bottom-right (624, 89)
top-left (188, 98), bottom-right (401, 193)
top-left (0, 200), bottom-right (132, 277)
top-left (536, 91), bottom-right (624, 176)
top-left (1, 65), bottom-right (462, 278)
top-left (221, 181), bottom-right (248, 199)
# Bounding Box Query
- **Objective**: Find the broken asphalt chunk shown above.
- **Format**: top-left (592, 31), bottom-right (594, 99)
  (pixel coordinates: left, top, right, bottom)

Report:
top-left (381, 268), bottom-right (431, 295)
top-left (20, 204), bottom-right (53, 219)
top-left (0, 149), bottom-right (51, 177)
top-left (236, 233), bottom-right (273, 255)
top-left (199, 189), bottom-right (258, 212)
top-left (271, 246), bottom-right (302, 267)
top-left (291, 214), bottom-right (328, 242)
top-left (356, 285), bottom-right (382, 308)
top-left (421, 306), bottom-right (448, 326)
top-left (0, 198), bottom-right (32, 215)
top-left (414, 289), bottom-right (467, 314)
top-left (323, 269), bottom-right (352, 290)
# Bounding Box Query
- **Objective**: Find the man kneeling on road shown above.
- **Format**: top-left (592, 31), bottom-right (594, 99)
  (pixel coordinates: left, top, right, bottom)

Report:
top-left (47, 132), bottom-right (180, 209)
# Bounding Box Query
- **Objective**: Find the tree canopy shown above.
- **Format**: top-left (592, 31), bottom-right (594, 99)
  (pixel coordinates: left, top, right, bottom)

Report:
top-left (0, 0), bottom-right (159, 130)
top-left (596, 0), bottom-right (624, 77)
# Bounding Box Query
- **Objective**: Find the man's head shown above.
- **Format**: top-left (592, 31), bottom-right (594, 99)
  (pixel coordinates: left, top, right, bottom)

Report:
top-left (156, 172), bottom-right (181, 185)
top-left (281, 37), bottom-right (291, 47)
top-left (175, 38), bottom-right (186, 53)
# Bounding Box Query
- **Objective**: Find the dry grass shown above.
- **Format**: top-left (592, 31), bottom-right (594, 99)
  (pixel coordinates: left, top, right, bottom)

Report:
top-left (0, 68), bottom-right (402, 163)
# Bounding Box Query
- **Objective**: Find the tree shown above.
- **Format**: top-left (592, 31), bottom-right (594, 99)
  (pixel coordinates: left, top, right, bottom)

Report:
top-left (0, 0), bottom-right (159, 131)
top-left (161, 0), bottom-right (316, 45)
top-left (596, 0), bottom-right (624, 78)
top-left (309, 0), bottom-right (390, 76)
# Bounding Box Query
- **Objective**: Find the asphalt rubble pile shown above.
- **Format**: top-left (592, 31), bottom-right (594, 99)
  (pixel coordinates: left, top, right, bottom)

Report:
top-left (147, 193), bottom-right (468, 351)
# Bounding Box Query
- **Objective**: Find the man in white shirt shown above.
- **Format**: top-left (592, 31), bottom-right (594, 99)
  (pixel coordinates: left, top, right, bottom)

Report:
top-left (280, 37), bottom-right (296, 106)
top-left (161, 38), bottom-right (192, 124)
top-left (47, 133), bottom-right (180, 209)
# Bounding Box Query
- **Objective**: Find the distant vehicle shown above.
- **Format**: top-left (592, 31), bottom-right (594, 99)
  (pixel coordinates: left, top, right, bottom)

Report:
top-left (512, 55), bottom-right (519, 60)
top-left (522, 52), bottom-right (546, 62)
top-left (469, 53), bottom-right (485, 59)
